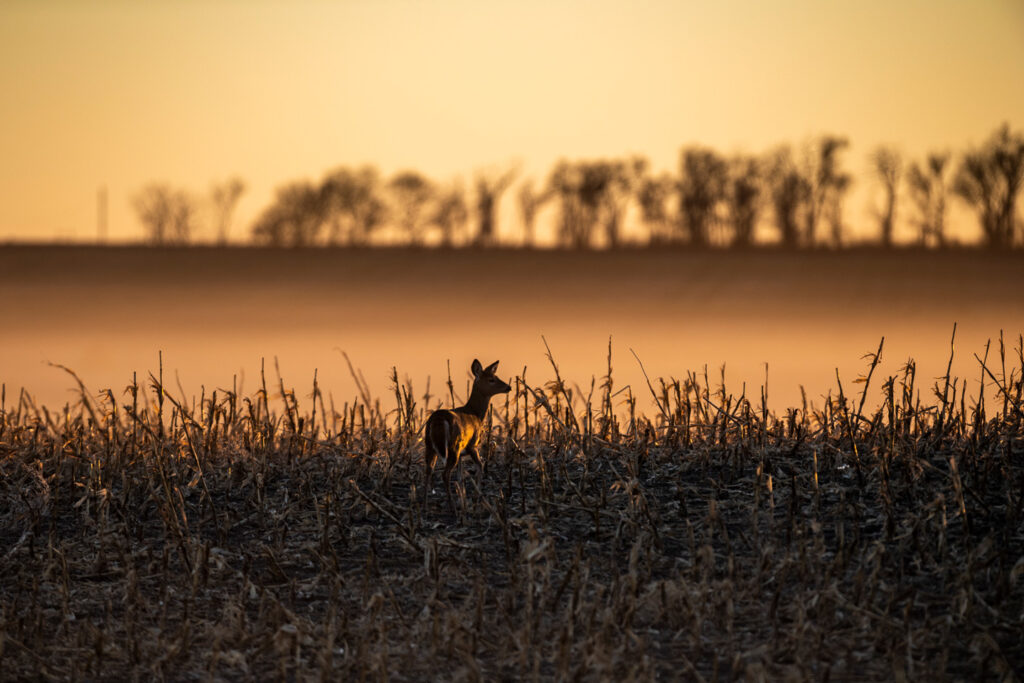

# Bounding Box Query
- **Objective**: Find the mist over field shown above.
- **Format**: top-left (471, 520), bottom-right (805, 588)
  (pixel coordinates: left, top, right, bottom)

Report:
top-left (2, 245), bottom-right (1022, 413)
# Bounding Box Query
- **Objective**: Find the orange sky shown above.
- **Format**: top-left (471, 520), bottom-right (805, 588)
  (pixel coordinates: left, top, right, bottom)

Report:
top-left (1, 0), bottom-right (1022, 243)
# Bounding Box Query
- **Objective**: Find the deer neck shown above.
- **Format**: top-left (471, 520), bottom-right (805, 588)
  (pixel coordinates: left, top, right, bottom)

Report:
top-left (461, 385), bottom-right (493, 420)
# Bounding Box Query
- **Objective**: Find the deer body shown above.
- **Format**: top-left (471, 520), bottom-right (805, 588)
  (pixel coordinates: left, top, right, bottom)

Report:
top-left (424, 359), bottom-right (510, 511)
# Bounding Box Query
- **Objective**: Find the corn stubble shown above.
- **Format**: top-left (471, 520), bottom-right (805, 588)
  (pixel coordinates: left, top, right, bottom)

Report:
top-left (1, 335), bottom-right (1023, 681)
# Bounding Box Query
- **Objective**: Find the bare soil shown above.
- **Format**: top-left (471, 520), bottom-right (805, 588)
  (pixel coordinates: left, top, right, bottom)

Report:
top-left (1, 340), bottom-right (1022, 680)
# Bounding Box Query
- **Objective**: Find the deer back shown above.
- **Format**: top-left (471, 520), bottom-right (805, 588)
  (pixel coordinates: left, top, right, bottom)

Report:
top-left (426, 408), bottom-right (481, 455)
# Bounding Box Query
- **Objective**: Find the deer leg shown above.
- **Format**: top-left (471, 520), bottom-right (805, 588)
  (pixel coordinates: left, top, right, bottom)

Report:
top-left (443, 463), bottom-right (453, 514)
top-left (466, 446), bottom-right (484, 489)
top-left (424, 446), bottom-right (438, 508)
top-left (444, 450), bottom-right (459, 514)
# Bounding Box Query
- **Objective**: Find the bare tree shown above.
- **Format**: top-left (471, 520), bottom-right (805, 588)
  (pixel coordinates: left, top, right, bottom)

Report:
top-left (432, 183), bottom-right (469, 247)
top-left (250, 205), bottom-right (286, 246)
top-left (906, 153), bottom-right (949, 247)
top-left (637, 173), bottom-right (675, 245)
top-left (170, 192), bottom-right (197, 244)
top-left (251, 181), bottom-right (323, 247)
top-left (953, 123), bottom-right (1024, 249)
top-left (134, 184), bottom-right (174, 245)
top-left (474, 167), bottom-right (517, 246)
top-left (320, 166), bottom-right (387, 246)
top-left (546, 160), bottom-right (630, 249)
top-left (210, 177), bottom-right (246, 245)
top-left (807, 136), bottom-right (851, 247)
top-left (133, 184), bottom-right (197, 245)
top-left (678, 147), bottom-right (727, 247)
top-left (826, 175), bottom-right (851, 247)
top-left (869, 146), bottom-right (902, 247)
top-left (389, 171), bottom-right (435, 246)
top-left (547, 162), bottom-right (589, 249)
top-left (765, 147), bottom-right (810, 248)
top-left (602, 157), bottom-right (646, 248)
top-left (725, 155), bottom-right (761, 248)
top-left (576, 162), bottom-right (619, 248)
top-left (516, 180), bottom-right (551, 247)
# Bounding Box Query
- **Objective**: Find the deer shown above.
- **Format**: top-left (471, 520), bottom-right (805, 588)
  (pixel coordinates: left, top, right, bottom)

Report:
top-left (423, 359), bottom-right (511, 512)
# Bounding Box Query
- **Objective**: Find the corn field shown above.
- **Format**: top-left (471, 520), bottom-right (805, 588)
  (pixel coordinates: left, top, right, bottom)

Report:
top-left (1, 335), bottom-right (1023, 681)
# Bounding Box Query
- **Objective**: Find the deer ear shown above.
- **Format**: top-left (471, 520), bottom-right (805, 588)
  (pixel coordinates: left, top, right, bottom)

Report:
top-left (471, 359), bottom-right (483, 377)
top-left (485, 361), bottom-right (500, 374)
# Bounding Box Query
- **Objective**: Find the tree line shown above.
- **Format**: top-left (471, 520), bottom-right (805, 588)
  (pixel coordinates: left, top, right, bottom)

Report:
top-left (133, 123), bottom-right (1024, 249)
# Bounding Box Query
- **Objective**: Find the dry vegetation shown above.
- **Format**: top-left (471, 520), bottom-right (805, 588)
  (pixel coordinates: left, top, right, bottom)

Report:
top-left (2, 335), bottom-right (1023, 681)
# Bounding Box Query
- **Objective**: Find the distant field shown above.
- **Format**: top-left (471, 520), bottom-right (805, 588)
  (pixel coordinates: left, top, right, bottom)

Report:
top-left (1, 245), bottom-right (1023, 411)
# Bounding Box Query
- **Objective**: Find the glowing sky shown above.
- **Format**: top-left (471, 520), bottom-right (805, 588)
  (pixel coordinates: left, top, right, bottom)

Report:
top-left (1, 0), bottom-right (1022, 243)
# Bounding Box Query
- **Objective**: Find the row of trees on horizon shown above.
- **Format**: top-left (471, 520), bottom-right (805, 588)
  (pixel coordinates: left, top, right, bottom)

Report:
top-left (133, 123), bottom-right (1024, 250)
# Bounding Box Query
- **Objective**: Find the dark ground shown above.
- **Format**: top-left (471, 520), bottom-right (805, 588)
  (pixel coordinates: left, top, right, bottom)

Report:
top-left (1, 358), bottom-right (1022, 680)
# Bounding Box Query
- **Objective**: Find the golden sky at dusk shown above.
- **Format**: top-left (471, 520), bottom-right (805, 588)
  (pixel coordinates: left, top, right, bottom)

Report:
top-left (1, 0), bottom-right (1022, 243)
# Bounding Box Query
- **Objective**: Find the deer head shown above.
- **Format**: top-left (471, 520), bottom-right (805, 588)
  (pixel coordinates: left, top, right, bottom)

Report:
top-left (471, 359), bottom-right (511, 396)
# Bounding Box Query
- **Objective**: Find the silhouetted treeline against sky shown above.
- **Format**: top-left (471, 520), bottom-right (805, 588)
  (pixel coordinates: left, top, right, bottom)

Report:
top-left (133, 123), bottom-right (1024, 250)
